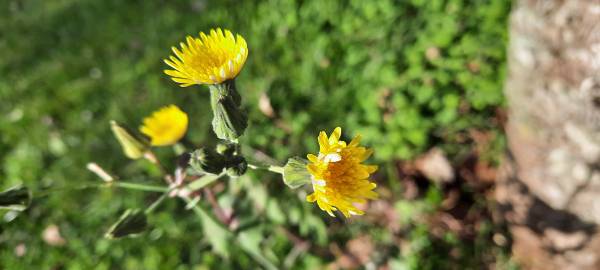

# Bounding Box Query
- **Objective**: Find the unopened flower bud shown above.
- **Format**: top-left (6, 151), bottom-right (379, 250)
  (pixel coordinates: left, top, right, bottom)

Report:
top-left (0, 185), bottom-right (30, 211)
top-left (105, 209), bottom-right (147, 239)
top-left (226, 156), bottom-right (247, 178)
top-left (216, 142), bottom-right (238, 157)
top-left (189, 148), bottom-right (227, 175)
top-left (110, 121), bottom-right (148, 159)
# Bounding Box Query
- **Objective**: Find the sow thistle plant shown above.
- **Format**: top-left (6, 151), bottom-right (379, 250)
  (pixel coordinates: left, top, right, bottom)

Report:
top-left (0, 28), bottom-right (379, 268)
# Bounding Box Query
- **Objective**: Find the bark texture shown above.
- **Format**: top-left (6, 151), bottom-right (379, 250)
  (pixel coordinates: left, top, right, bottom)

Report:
top-left (497, 0), bottom-right (600, 269)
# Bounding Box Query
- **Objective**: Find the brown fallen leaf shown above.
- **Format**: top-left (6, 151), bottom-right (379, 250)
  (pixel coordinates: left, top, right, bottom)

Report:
top-left (258, 92), bottom-right (275, 118)
top-left (329, 236), bottom-right (374, 270)
top-left (15, 243), bottom-right (26, 257)
top-left (42, 224), bottom-right (66, 246)
top-left (415, 148), bottom-right (455, 184)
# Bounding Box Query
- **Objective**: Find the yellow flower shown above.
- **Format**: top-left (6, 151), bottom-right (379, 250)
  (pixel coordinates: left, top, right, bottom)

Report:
top-left (306, 127), bottom-right (378, 217)
top-left (164, 28), bottom-right (248, 87)
top-left (139, 105), bottom-right (188, 146)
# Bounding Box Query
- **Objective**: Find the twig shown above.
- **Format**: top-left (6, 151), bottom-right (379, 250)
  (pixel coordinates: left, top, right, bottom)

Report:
top-left (86, 162), bottom-right (115, 182)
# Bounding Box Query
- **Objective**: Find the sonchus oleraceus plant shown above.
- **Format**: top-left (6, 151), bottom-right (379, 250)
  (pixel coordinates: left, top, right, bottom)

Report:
top-left (0, 28), bottom-right (380, 269)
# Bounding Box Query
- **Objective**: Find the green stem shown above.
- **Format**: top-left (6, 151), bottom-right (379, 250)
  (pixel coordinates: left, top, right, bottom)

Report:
top-left (110, 182), bottom-right (169, 193)
top-left (187, 172), bottom-right (226, 191)
top-left (268, 165), bottom-right (284, 174)
top-left (35, 181), bottom-right (168, 197)
top-left (144, 193), bottom-right (168, 214)
top-left (247, 164), bottom-right (265, 170)
top-left (247, 164), bottom-right (284, 175)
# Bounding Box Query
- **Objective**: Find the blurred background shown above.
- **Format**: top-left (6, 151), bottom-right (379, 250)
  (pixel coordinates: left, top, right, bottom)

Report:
top-left (0, 0), bottom-right (514, 269)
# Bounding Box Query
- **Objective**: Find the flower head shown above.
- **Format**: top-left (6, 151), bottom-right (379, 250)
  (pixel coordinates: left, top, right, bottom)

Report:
top-left (164, 28), bottom-right (248, 87)
top-left (306, 127), bottom-right (378, 217)
top-left (139, 105), bottom-right (188, 146)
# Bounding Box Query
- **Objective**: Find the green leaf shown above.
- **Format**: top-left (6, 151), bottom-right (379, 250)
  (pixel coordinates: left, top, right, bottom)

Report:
top-left (238, 228), bottom-right (279, 270)
top-left (266, 199), bottom-right (286, 224)
top-left (188, 199), bottom-right (232, 258)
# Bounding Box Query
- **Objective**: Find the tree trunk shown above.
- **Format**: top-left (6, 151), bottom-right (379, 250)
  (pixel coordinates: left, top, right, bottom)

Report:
top-left (497, 0), bottom-right (600, 269)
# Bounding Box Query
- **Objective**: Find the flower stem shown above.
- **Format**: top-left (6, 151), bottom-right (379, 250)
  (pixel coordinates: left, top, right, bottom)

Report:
top-left (33, 181), bottom-right (168, 198)
top-left (247, 163), bottom-right (284, 175)
top-left (268, 165), bottom-right (284, 174)
top-left (109, 182), bottom-right (169, 193)
top-left (187, 173), bottom-right (226, 191)
top-left (144, 193), bottom-right (168, 214)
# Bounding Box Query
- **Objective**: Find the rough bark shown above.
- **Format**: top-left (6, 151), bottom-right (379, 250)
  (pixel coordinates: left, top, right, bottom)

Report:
top-left (497, 0), bottom-right (600, 269)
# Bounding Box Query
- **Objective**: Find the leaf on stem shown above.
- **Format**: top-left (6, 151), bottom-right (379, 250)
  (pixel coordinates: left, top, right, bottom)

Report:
top-left (187, 198), bottom-right (232, 257)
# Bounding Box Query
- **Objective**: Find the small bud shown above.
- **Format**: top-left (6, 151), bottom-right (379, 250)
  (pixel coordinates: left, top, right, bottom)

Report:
top-left (110, 121), bottom-right (148, 159)
top-left (105, 209), bottom-right (147, 239)
top-left (209, 84), bottom-right (248, 142)
top-left (189, 148), bottom-right (227, 175)
top-left (216, 142), bottom-right (238, 157)
top-left (0, 185), bottom-right (30, 211)
top-left (226, 156), bottom-right (247, 178)
top-left (282, 157), bottom-right (312, 189)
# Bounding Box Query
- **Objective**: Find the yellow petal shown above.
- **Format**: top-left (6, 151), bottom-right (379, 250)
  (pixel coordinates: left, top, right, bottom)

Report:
top-left (349, 135), bottom-right (362, 147)
top-left (365, 165), bottom-right (378, 173)
top-left (305, 127), bottom-right (379, 218)
top-left (163, 28), bottom-right (248, 86)
top-left (318, 131), bottom-right (329, 151)
top-left (139, 105), bottom-right (188, 146)
top-left (329, 127), bottom-right (342, 144)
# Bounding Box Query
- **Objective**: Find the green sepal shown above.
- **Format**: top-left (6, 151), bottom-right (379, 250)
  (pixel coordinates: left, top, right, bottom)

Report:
top-left (189, 146), bottom-right (249, 178)
top-left (209, 82), bottom-right (247, 142)
top-left (226, 156), bottom-right (248, 178)
top-left (282, 157), bottom-right (311, 189)
top-left (216, 142), bottom-right (239, 157)
top-left (105, 209), bottom-right (147, 239)
top-left (110, 121), bottom-right (149, 159)
top-left (189, 148), bottom-right (228, 175)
